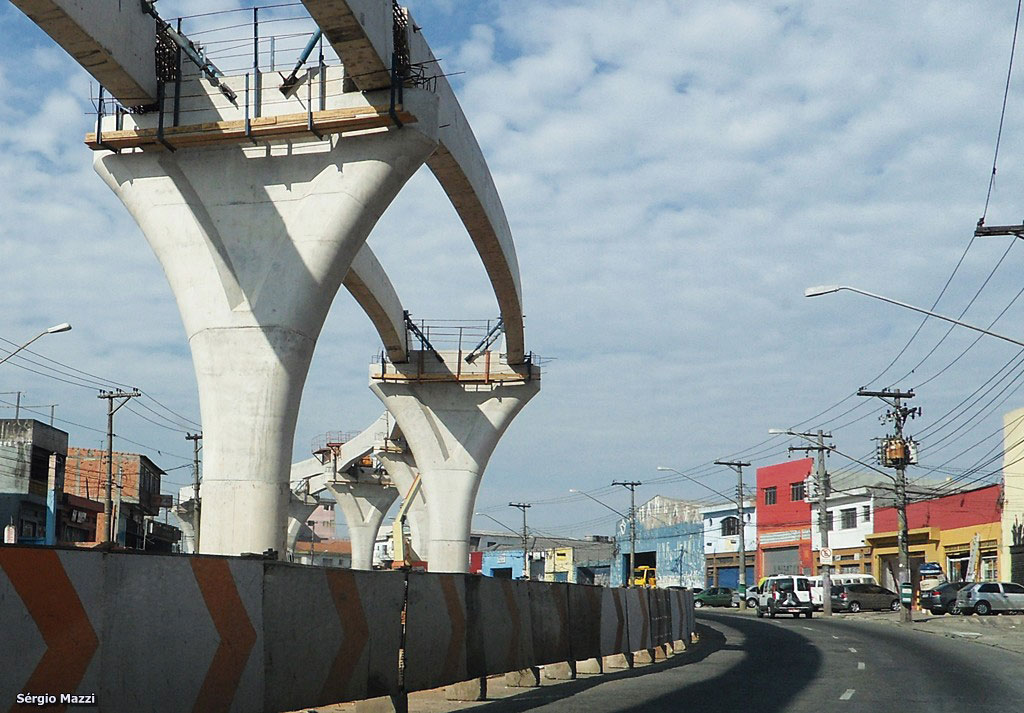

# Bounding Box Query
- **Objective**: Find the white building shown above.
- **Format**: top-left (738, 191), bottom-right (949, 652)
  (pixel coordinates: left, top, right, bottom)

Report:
top-left (810, 487), bottom-right (874, 575)
top-left (701, 500), bottom-right (756, 588)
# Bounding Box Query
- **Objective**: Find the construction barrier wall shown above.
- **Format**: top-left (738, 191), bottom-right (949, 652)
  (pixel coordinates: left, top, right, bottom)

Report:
top-left (0, 545), bottom-right (696, 713)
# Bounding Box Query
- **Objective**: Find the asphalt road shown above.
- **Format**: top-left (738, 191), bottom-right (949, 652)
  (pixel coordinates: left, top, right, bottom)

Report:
top-left (438, 609), bottom-right (1024, 713)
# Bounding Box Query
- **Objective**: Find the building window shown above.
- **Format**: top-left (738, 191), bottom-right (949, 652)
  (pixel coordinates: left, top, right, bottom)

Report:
top-left (721, 516), bottom-right (739, 536)
top-left (324, 503), bottom-right (334, 511)
top-left (862, 505), bottom-right (871, 523)
top-left (764, 487), bottom-right (777, 505)
top-left (825, 511), bottom-right (834, 531)
top-left (790, 481), bottom-right (805, 502)
top-left (840, 508), bottom-right (857, 529)
top-left (982, 555), bottom-right (998, 581)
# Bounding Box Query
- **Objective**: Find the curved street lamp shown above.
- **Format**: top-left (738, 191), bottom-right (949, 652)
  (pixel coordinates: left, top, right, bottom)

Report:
top-left (804, 285), bottom-right (1024, 349)
top-left (0, 322), bottom-right (72, 367)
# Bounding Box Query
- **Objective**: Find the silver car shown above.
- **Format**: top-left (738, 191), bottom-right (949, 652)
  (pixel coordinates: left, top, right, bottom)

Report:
top-left (956, 581), bottom-right (1024, 615)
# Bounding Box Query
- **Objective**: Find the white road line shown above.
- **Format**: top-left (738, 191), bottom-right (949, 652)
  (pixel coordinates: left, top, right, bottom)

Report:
top-left (848, 647), bottom-right (857, 653)
top-left (840, 689), bottom-right (855, 701)
top-left (832, 635), bottom-right (839, 639)
top-left (802, 626), bottom-right (813, 631)
top-left (857, 662), bottom-right (865, 670)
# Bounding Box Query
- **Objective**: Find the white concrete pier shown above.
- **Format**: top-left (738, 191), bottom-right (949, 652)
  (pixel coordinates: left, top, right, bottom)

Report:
top-left (326, 479), bottom-right (398, 570)
top-left (370, 350), bottom-right (539, 572)
top-left (93, 69), bottom-right (439, 556)
top-left (377, 444), bottom-right (429, 560)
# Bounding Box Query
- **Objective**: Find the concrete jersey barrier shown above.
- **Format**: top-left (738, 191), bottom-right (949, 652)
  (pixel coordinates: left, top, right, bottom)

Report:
top-left (0, 545), bottom-right (695, 712)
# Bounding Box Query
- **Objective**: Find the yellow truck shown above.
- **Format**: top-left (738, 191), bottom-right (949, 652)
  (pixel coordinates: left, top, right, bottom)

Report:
top-left (632, 566), bottom-right (657, 588)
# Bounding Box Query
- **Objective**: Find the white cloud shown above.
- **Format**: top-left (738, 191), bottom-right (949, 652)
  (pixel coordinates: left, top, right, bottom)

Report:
top-left (2, 1), bottom-right (1024, 536)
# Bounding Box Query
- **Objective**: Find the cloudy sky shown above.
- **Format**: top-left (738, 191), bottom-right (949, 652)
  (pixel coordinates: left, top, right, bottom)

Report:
top-left (3, 1), bottom-right (1024, 541)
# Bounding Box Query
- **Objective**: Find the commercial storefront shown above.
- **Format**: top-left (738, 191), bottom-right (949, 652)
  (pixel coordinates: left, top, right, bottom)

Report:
top-left (868, 484), bottom-right (1002, 592)
top-left (756, 458), bottom-right (814, 578)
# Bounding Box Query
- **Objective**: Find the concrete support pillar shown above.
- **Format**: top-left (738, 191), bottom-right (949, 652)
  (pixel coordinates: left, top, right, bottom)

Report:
top-left (377, 449), bottom-right (429, 558)
top-left (285, 495), bottom-right (319, 559)
top-left (370, 351), bottom-right (540, 573)
top-left (94, 87), bottom-right (439, 557)
top-left (326, 481), bottom-right (398, 570)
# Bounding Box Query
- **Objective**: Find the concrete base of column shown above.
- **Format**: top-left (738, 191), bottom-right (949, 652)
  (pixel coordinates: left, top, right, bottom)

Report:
top-left (576, 658), bottom-right (602, 675)
top-left (602, 653), bottom-right (633, 670)
top-left (633, 649), bottom-right (656, 666)
top-left (445, 677), bottom-right (487, 701)
top-left (355, 693), bottom-right (407, 713)
top-left (505, 667), bottom-right (541, 687)
top-left (543, 661), bottom-right (576, 680)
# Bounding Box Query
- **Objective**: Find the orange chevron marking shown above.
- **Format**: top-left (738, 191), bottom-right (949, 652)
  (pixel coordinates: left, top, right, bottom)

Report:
top-left (320, 570), bottom-right (369, 703)
top-left (637, 589), bottom-right (650, 649)
top-left (439, 576), bottom-right (465, 683)
top-left (500, 579), bottom-right (521, 669)
top-left (190, 558), bottom-right (257, 713)
top-left (1, 549), bottom-right (98, 713)
top-left (611, 589), bottom-right (624, 653)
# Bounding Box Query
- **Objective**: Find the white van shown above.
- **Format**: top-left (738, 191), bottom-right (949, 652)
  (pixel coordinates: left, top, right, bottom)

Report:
top-left (808, 573), bottom-right (877, 609)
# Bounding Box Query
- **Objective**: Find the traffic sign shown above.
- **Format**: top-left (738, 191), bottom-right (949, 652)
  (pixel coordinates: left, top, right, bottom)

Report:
top-left (820, 547), bottom-right (833, 565)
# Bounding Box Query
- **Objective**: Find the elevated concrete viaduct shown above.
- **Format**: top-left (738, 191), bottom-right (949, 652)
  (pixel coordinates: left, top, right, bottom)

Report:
top-left (12, 0), bottom-right (539, 562)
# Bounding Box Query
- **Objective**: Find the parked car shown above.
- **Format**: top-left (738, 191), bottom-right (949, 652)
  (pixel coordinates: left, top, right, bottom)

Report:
top-left (831, 583), bottom-right (900, 613)
top-left (756, 575), bottom-right (814, 619)
top-left (745, 585), bottom-right (759, 609)
top-left (956, 582), bottom-right (1024, 615)
top-left (808, 573), bottom-right (877, 610)
top-left (693, 586), bottom-right (737, 608)
top-left (920, 581), bottom-right (972, 615)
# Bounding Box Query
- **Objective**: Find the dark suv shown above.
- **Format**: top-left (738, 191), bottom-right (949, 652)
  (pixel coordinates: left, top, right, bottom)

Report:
top-left (920, 581), bottom-right (972, 615)
top-left (831, 583), bottom-right (900, 612)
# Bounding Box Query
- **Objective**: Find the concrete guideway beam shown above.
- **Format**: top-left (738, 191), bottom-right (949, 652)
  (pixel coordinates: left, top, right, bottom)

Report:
top-left (93, 76), bottom-right (440, 557)
top-left (326, 480), bottom-right (398, 570)
top-left (11, 0), bottom-right (157, 107)
top-left (370, 350), bottom-right (540, 572)
top-left (344, 246), bottom-right (407, 363)
top-left (305, 1), bottom-right (527, 363)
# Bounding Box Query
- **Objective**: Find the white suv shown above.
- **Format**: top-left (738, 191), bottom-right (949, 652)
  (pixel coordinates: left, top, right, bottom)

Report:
top-left (756, 575), bottom-right (814, 619)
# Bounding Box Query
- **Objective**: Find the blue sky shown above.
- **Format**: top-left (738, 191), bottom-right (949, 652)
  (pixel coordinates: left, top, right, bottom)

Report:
top-left (3, 2), bottom-right (1024, 540)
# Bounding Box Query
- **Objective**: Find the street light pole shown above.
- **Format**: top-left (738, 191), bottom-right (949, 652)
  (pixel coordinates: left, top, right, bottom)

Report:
top-left (612, 481), bottom-right (641, 587)
top-left (0, 323), bottom-right (72, 367)
top-left (714, 461), bottom-right (750, 610)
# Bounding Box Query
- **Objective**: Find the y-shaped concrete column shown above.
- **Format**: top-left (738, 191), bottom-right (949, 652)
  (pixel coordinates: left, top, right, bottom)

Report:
top-left (370, 351), bottom-right (540, 572)
top-left (286, 491), bottom-right (321, 559)
top-left (377, 445), bottom-right (429, 560)
top-left (93, 73), bottom-right (438, 556)
top-left (326, 476), bottom-right (398, 570)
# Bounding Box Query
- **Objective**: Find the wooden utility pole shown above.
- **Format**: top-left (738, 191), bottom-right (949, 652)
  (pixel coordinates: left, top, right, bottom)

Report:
top-left (98, 389), bottom-right (140, 544)
top-left (509, 502), bottom-right (531, 580)
top-left (613, 481), bottom-right (642, 587)
top-left (186, 432), bottom-right (203, 552)
top-left (788, 430), bottom-right (834, 616)
top-left (715, 461), bottom-right (750, 610)
top-left (858, 388), bottom-right (919, 623)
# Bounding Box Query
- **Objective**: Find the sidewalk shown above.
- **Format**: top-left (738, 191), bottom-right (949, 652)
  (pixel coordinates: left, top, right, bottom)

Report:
top-left (833, 609), bottom-right (1024, 654)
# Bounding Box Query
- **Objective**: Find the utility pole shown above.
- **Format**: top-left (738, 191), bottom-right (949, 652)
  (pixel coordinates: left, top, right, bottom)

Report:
top-left (98, 389), bottom-right (141, 543)
top-left (858, 388), bottom-right (919, 623)
top-left (509, 502), bottom-right (531, 580)
top-left (613, 481), bottom-right (641, 587)
top-left (715, 461), bottom-right (750, 610)
top-left (787, 430), bottom-right (834, 616)
top-left (185, 432), bottom-right (203, 552)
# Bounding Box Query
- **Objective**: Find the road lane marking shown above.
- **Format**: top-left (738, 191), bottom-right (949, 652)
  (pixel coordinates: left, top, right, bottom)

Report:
top-left (832, 635), bottom-right (839, 639)
top-left (857, 662), bottom-right (865, 670)
top-left (848, 647), bottom-right (857, 653)
top-left (802, 626), bottom-right (813, 631)
top-left (840, 689), bottom-right (855, 701)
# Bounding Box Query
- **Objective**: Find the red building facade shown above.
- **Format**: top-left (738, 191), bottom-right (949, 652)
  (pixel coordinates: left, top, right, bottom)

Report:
top-left (756, 458), bottom-right (814, 579)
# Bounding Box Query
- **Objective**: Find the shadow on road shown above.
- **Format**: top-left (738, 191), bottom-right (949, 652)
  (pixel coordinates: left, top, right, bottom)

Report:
top-left (465, 610), bottom-right (820, 713)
